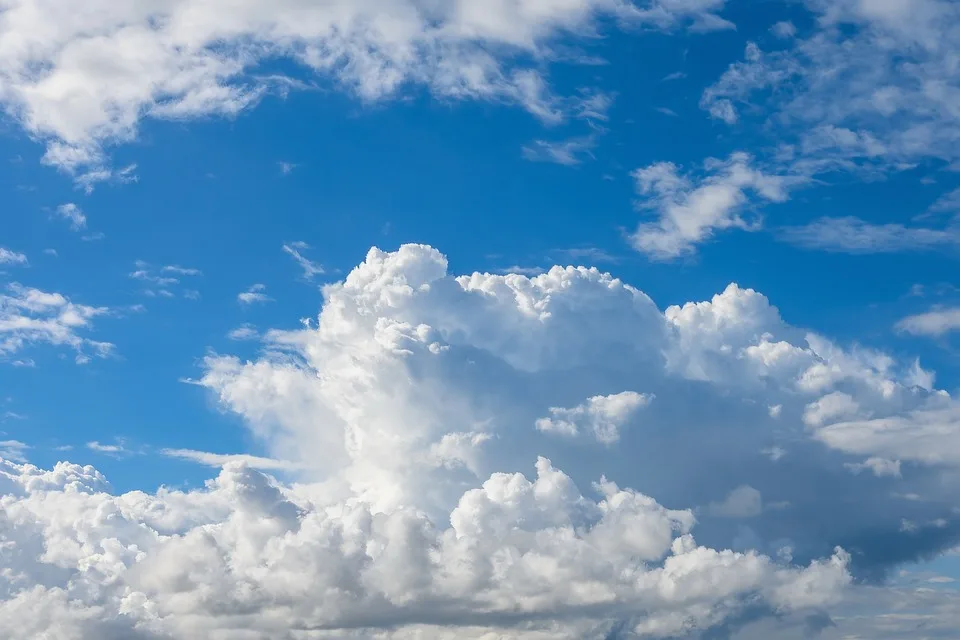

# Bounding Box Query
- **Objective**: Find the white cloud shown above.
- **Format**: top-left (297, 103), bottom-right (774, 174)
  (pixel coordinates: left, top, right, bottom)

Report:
top-left (0, 0), bottom-right (733, 180)
top-left (536, 391), bottom-right (652, 444)
top-left (0, 283), bottom-right (113, 363)
top-left (282, 243), bottom-right (324, 280)
top-left (160, 448), bottom-right (302, 471)
top-left (522, 135), bottom-right (596, 165)
top-left (129, 261), bottom-right (202, 298)
top-left (630, 153), bottom-right (792, 260)
top-left (237, 283), bottom-right (272, 305)
top-left (53, 203), bottom-right (86, 230)
top-left (896, 307), bottom-right (960, 337)
top-left (770, 20), bottom-right (797, 39)
top-left (226, 323), bottom-right (259, 341)
top-left (780, 217), bottom-right (960, 253)
top-left (0, 454), bottom-right (850, 639)
top-left (0, 249), bottom-right (28, 266)
top-left (702, 2), bottom-right (960, 173)
top-left (0, 440), bottom-right (28, 463)
top-left (844, 457), bottom-right (902, 478)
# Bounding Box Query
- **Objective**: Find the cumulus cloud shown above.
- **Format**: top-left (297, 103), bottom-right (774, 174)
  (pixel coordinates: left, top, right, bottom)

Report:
top-left (0, 0), bottom-right (733, 181)
top-left (536, 391), bottom-right (652, 443)
top-left (192, 244), bottom-right (960, 586)
top-left (0, 455), bottom-right (850, 639)
top-left (0, 283), bottom-right (113, 363)
top-left (630, 153), bottom-right (792, 260)
top-left (5, 242), bottom-right (960, 635)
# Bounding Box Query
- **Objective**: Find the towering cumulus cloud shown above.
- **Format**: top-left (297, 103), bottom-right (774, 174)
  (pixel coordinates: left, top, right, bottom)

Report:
top-left (3, 244), bottom-right (959, 637)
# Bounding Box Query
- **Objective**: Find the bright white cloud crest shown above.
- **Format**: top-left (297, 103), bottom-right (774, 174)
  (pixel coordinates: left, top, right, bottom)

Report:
top-left (3, 243), bottom-right (959, 637)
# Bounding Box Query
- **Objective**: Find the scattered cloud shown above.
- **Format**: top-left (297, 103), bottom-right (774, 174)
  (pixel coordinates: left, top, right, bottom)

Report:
top-left (702, 2), bottom-right (960, 174)
top-left (896, 307), bottom-right (960, 337)
top-left (0, 283), bottom-right (113, 364)
top-left (654, 106), bottom-right (678, 117)
top-left (53, 203), bottom-right (86, 230)
top-left (0, 249), bottom-right (28, 266)
top-left (662, 71), bottom-right (687, 81)
top-left (238, 284), bottom-right (271, 305)
top-left (630, 152), bottom-right (793, 260)
top-left (278, 161), bottom-right (298, 175)
top-left (85, 440), bottom-right (135, 457)
top-left (845, 457), bottom-right (902, 478)
top-left (282, 243), bottom-right (324, 280)
top-left (129, 261), bottom-right (202, 298)
top-left (0, 0), bottom-right (732, 180)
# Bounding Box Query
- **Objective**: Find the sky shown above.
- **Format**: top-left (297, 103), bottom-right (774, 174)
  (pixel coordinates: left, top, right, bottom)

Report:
top-left (1, 0), bottom-right (960, 638)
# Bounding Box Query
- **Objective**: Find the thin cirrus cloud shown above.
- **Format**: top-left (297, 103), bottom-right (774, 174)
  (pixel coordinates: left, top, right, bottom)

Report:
top-left (778, 217), bottom-right (960, 254)
top-left (0, 0), bottom-right (733, 186)
top-left (282, 242), bottom-right (324, 280)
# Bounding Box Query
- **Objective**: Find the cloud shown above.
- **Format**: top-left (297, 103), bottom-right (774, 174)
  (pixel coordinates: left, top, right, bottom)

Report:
top-left (0, 249), bottom-right (28, 266)
top-left (702, 2), bottom-right (960, 173)
top-left (196, 244), bottom-right (960, 585)
top-left (522, 136), bottom-right (596, 166)
top-left (226, 323), bottom-right (259, 341)
top-left (0, 454), bottom-right (850, 639)
top-left (237, 283), bottom-right (272, 305)
top-left (128, 262), bottom-right (202, 299)
top-left (844, 457), bottom-right (902, 478)
top-left (896, 307), bottom-right (960, 337)
top-left (770, 21), bottom-right (797, 39)
top-left (85, 440), bottom-right (136, 458)
top-left (160, 448), bottom-right (301, 471)
top-left (709, 485), bottom-right (763, 518)
top-left (0, 440), bottom-right (28, 463)
top-left (282, 243), bottom-right (324, 280)
top-left (54, 203), bottom-right (86, 230)
top-left (535, 391), bottom-right (652, 444)
top-left (278, 161), bottom-right (298, 175)
top-left (630, 153), bottom-right (792, 260)
top-left (779, 217), bottom-right (960, 254)
top-left (0, 283), bottom-right (113, 363)
top-left (0, 0), bottom-right (733, 180)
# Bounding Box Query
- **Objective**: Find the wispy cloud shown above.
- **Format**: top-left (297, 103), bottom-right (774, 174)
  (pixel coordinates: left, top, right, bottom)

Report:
top-left (896, 308), bottom-right (960, 337)
top-left (129, 261), bottom-right (202, 298)
top-left (779, 217), bottom-right (960, 254)
top-left (54, 203), bottom-right (86, 230)
top-left (238, 284), bottom-right (272, 305)
top-left (161, 448), bottom-right (302, 471)
top-left (282, 243), bottom-right (324, 280)
top-left (227, 324), bottom-right (259, 341)
top-left (522, 136), bottom-right (596, 166)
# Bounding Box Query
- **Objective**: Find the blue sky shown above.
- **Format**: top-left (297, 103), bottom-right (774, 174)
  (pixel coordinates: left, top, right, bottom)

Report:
top-left (2, 1), bottom-right (960, 638)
